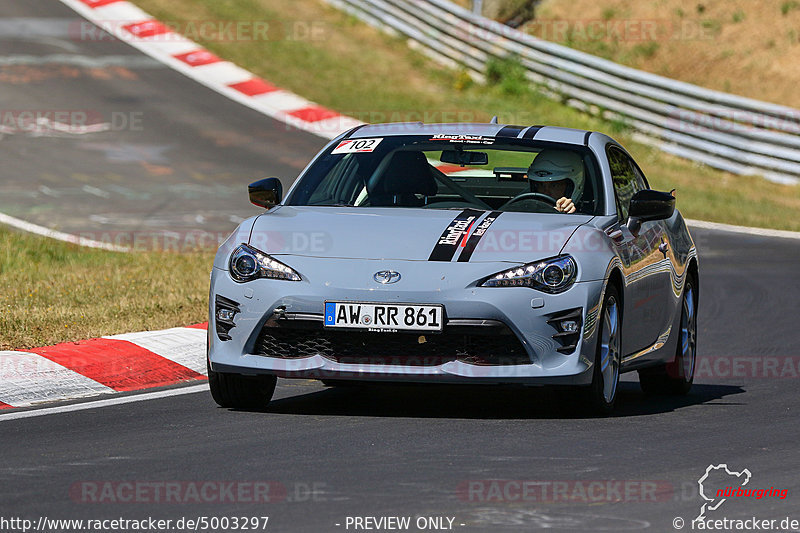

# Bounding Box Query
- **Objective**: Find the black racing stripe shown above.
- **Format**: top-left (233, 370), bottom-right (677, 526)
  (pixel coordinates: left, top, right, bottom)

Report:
top-left (522, 125), bottom-right (544, 139)
top-left (496, 125), bottom-right (525, 138)
top-left (583, 131), bottom-right (592, 145)
top-left (428, 209), bottom-right (484, 262)
top-left (457, 211), bottom-right (503, 262)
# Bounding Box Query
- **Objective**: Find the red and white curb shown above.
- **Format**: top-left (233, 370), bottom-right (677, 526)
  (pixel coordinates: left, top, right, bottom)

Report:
top-left (11, 0), bottom-right (800, 252)
top-left (2, 0), bottom-right (360, 410)
top-left (59, 0), bottom-right (363, 140)
top-left (6, 0), bottom-right (800, 413)
top-left (0, 0), bottom-right (366, 251)
top-left (0, 324), bottom-right (208, 409)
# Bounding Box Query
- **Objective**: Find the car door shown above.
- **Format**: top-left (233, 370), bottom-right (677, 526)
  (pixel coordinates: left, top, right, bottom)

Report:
top-left (628, 158), bottom-right (678, 352)
top-left (607, 145), bottom-right (670, 357)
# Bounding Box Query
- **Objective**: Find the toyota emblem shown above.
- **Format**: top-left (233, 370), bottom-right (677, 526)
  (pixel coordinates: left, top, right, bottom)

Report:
top-left (373, 270), bottom-right (401, 284)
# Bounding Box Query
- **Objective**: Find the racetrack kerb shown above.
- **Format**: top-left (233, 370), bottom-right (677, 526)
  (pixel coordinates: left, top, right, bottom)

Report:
top-left (131, 0), bottom-right (800, 232)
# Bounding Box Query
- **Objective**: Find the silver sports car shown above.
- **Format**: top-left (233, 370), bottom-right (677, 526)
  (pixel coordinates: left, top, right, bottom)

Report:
top-left (207, 122), bottom-right (698, 414)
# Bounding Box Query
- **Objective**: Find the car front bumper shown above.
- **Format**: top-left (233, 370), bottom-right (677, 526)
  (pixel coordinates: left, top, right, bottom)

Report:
top-left (208, 265), bottom-right (605, 386)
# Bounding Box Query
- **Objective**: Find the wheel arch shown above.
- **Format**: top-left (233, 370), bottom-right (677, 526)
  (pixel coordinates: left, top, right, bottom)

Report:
top-left (687, 257), bottom-right (699, 303)
top-left (606, 266), bottom-right (624, 312)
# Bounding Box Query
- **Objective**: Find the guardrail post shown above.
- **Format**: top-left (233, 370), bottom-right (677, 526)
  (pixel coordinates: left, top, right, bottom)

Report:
top-left (472, 0), bottom-right (482, 15)
top-left (328, 0), bottom-right (800, 184)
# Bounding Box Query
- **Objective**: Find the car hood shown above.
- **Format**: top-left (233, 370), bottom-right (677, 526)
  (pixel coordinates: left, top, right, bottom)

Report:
top-left (246, 206), bottom-right (593, 263)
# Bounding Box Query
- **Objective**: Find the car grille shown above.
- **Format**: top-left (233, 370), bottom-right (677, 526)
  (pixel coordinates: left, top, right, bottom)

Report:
top-left (255, 324), bottom-right (531, 366)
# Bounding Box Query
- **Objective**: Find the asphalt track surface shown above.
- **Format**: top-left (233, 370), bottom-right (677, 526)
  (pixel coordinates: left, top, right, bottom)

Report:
top-left (2, 1), bottom-right (800, 532)
top-left (0, 0), bottom-right (326, 247)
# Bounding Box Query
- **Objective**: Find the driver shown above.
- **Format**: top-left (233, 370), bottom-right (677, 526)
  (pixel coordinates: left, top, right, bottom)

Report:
top-left (527, 150), bottom-right (585, 214)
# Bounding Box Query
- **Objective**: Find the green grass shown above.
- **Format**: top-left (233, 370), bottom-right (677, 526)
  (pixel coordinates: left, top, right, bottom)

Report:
top-left (131, 0), bottom-right (800, 231)
top-left (701, 18), bottom-right (723, 35)
top-left (781, 0), bottom-right (800, 15)
top-left (601, 8), bottom-right (617, 20)
top-left (4, 0), bottom-right (800, 350)
top-left (0, 228), bottom-right (212, 350)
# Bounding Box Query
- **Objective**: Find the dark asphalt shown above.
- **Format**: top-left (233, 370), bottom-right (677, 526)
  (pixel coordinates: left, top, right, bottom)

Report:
top-left (2, 1), bottom-right (800, 532)
top-left (2, 228), bottom-right (799, 532)
top-left (0, 0), bottom-right (326, 247)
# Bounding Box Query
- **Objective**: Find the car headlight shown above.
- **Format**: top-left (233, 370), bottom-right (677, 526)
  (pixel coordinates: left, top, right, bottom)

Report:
top-left (229, 243), bottom-right (302, 283)
top-left (480, 255), bottom-right (577, 293)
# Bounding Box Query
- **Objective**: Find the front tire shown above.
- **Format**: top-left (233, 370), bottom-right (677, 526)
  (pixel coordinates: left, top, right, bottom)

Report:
top-left (208, 360), bottom-right (277, 408)
top-left (583, 285), bottom-right (622, 415)
top-left (639, 276), bottom-right (697, 395)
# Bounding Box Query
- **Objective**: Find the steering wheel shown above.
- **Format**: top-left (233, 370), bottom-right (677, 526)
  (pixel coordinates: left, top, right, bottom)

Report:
top-left (500, 192), bottom-right (559, 211)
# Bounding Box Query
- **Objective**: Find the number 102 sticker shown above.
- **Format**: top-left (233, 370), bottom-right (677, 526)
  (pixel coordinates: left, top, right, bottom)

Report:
top-left (331, 138), bottom-right (383, 154)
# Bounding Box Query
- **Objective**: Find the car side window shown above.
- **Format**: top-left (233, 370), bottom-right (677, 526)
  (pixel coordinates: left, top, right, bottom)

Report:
top-left (631, 163), bottom-right (650, 190)
top-left (607, 146), bottom-right (646, 221)
top-left (308, 154), bottom-right (365, 205)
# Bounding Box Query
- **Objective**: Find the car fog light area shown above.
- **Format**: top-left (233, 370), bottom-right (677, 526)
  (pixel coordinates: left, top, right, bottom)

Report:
top-left (560, 320), bottom-right (579, 333)
top-left (229, 243), bottom-right (302, 283)
top-left (214, 295), bottom-right (241, 341)
top-left (481, 255), bottom-right (577, 293)
top-left (546, 308), bottom-right (583, 354)
top-left (217, 308), bottom-right (236, 322)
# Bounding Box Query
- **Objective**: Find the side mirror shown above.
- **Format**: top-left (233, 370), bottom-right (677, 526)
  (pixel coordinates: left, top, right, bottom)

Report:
top-left (248, 178), bottom-right (282, 209)
top-left (626, 189), bottom-right (675, 234)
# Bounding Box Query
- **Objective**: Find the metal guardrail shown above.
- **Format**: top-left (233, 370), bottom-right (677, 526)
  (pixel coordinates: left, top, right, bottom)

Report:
top-left (324, 0), bottom-right (800, 184)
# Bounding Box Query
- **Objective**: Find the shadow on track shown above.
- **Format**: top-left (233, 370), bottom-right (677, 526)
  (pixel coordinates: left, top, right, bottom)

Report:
top-left (230, 380), bottom-right (745, 419)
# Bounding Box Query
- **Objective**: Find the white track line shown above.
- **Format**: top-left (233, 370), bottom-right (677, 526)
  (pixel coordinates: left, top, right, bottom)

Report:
top-left (59, 0), bottom-right (356, 140)
top-left (686, 219), bottom-right (800, 240)
top-left (1, 0), bottom-right (794, 251)
top-left (0, 212), bottom-right (130, 251)
top-left (0, 0), bottom-right (361, 250)
top-left (0, 383), bottom-right (209, 422)
top-left (3, 206), bottom-right (796, 257)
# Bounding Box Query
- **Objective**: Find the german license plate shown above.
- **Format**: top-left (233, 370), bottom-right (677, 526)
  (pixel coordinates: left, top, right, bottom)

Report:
top-left (324, 302), bottom-right (443, 332)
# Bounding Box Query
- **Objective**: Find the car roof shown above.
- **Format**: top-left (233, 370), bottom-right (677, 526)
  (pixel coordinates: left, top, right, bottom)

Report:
top-left (347, 122), bottom-right (597, 146)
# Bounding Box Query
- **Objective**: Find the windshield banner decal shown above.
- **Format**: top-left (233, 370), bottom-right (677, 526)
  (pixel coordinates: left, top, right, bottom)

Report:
top-left (331, 138), bottom-right (383, 154)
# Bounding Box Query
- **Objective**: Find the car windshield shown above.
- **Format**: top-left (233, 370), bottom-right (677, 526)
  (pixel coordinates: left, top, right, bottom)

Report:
top-left (287, 134), bottom-right (603, 214)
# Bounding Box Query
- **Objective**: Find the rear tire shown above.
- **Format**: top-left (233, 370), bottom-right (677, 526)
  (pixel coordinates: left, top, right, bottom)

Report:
top-left (581, 284), bottom-right (622, 416)
top-left (208, 360), bottom-right (277, 408)
top-left (639, 276), bottom-right (697, 396)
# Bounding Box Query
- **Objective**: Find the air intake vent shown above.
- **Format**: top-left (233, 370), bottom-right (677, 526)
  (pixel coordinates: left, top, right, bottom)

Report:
top-left (546, 308), bottom-right (583, 354)
top-left (214, 295), bottom-right (240, 341)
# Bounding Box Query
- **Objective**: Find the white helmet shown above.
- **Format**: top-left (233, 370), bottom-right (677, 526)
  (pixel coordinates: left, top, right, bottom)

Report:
top-left (528, 150), bottom-right (585, 203)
